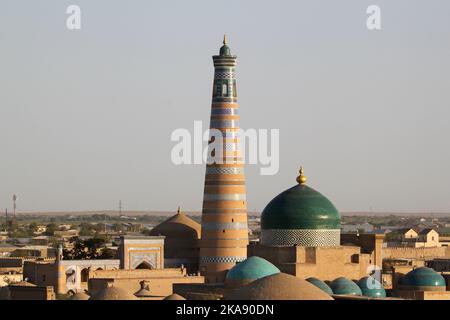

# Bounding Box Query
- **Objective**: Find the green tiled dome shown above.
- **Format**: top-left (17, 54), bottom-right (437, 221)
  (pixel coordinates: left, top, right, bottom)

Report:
top-left (329, 277), bottom-right (362, 296)
top-left (400, 267), bottom-right (446, 288)
top-left (226, 256), bottom-right (280, 286)
top-left (306, 277), bottom-right (333, 295)
top-left (261, 184), bottom-right (340, 230)
top-left (357, 276), bottom-right (386, 298)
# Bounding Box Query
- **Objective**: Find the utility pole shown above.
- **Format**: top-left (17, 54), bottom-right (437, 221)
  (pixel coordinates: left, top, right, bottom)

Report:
top-left (12, 194), bottom-right (17, 225)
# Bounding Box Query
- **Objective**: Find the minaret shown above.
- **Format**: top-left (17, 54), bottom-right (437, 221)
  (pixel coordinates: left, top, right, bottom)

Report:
top-left (199, 36), bottom-right (249, 283)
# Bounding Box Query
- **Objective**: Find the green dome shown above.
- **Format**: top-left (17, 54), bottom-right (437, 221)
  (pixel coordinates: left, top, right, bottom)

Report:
top-left (261, 184), bottom-right (340, 230)
top-left (306, 277), bottom-right (333, 295)
top-left (400, 267), bottom-right (446, 288)
top-left (219, 44), bottom-right (231, 56)
top-left (357, 276), bottom-right (386, 298)
top-left (329, 277), bottom-right (362, 296)
top-left (226, 257), bottom-right (280, 285)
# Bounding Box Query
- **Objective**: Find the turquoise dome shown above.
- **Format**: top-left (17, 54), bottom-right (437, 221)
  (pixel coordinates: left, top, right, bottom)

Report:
top-left (261, 184), bottom-right (340, 230)
top-left (400, 267), bottom-right (446, 288)
top-left (225, 257), bottom-right (280, 285)
top-left (330, 277), bottom-right (362, 296)
top-left (306, 277), bottom-right (333, 295)
top-left (357, 276), bottom-right (386, 298)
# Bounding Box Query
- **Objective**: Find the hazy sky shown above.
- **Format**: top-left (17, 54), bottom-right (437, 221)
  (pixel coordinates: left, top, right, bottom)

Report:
top-left (1, 1), bottom-right (450, 213)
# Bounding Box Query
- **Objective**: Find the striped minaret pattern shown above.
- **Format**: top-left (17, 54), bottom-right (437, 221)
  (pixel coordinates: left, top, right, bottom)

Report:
top-left (199, 36), bottom-right (249, 284)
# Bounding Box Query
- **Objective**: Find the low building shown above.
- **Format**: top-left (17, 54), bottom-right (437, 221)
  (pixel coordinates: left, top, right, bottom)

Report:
top-left (10, 245), bottom-right (56, 258)
top-left (8, 281), bottom-right (55, 300)
top-left (0, 243), bottom-right (18, 257)
top-left (22, 235), bottom-right (205, 298)
top-left (386, 228), bottom-right (441, 248)
top-left (32, 236), bottom-right (51, 246)
top-left (393, 266), bottom-right (450, 300)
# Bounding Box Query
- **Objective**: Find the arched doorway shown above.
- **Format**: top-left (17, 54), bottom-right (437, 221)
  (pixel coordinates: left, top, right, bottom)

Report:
top-left (80, 268), bottom-right (89, 283)
top-left (135, 261), bottom-right (153, 269)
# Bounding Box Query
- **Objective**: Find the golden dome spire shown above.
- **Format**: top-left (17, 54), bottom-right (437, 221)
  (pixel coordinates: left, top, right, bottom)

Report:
top-left (177, 206), bottom-right (181, 214)
top-left (223, 34), bottom-right (228, 45)
top-left (296, 166), bottom-right (307, 185)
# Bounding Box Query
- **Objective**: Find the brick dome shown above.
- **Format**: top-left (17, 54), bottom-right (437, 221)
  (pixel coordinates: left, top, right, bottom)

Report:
top-left (225, 273), bottom-right (333, 300)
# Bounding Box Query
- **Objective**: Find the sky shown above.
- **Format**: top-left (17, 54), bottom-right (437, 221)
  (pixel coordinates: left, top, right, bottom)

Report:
top-left (0, 0), bottom-right (450, 213)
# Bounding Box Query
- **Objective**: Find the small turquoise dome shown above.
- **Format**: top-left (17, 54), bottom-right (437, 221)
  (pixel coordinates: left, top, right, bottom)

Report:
top-left (357, 276), bottom-right (386, 298)
top-left (306, 277), bottom-right (333, 295)
top-left (219, 44), bottom-right (231, 56)
top-left (225, 257), bottom-right (280, 287)
top-left (400, 267), bottom-right (446, 289)
top-left (329, 277), bottom-right (362, 296)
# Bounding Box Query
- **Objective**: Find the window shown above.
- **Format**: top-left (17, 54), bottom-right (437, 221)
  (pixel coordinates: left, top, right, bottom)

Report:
top-left (81, 268), bottom-right (89, 282)
top-left (222, 83), bottom-right (228, 96)
top-left (233, 80), bottom-right (237, 97)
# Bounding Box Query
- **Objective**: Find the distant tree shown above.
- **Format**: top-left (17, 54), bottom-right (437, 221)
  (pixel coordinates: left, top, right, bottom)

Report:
top-left (44, 223), bottom-right (57, 236)
top-left (98, 247), bottom-right (116, 259)
top-left (63, 237), bottom-right (110, 260)
top-left (28, 222), bottom-right (38, 233)
top-left (113, 223), bottom-right (124, 232)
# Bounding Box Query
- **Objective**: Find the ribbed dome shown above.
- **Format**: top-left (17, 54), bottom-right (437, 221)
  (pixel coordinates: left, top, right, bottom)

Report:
top-left (150, 211), bottom-right (200, 239)
top-left (225, 256), bottom-right (280, 287)
top-left (330, 277), bottom-right (362, 296)
top-left (260, 170), bottom-right (341, 247)
top-left (262, 184), bottom-right (340, 230)
top-left (306, 277), bottom-right (333, 295)
top-left (69, 292), bottom-right (90, 300)
top-left (89, 285), bottom-right (138, 300)
top-left (357, 277), bottom-right (386, 298)
top-left (163, 293), bottom-right (186, 300)
top-left (400, 267), bottom-right (446, 290)
top-left (225, 273), bottom-right (333, 300)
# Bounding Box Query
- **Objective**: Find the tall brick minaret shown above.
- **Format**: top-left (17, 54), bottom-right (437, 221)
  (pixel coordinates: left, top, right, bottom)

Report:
top-left (199, 36), bottom-right (249, 284)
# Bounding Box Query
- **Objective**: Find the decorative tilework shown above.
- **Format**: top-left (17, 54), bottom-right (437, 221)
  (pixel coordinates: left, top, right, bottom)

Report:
top-left (201, 222), bottom-right (248, 230)
top-left (214, 71), bottom-right (236, 79)
top-left (210, 119), bottom-right (239, 128)
top-left (211, 108), bottom-right (239, 115)
top-left (200, 256), bottom-right (247, 264)
top-left (206, 167), bottom-right (244, 175)
top-left (261, 229), bottom-right (340, 247)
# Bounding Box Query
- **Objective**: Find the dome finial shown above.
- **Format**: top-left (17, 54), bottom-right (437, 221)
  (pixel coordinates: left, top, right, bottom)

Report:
top-left (177, 206), bottom-right (181, 214)
top-left (296, 166), bottom-right (307, 184)
top-left (223, 34), bottom-right (228, 45)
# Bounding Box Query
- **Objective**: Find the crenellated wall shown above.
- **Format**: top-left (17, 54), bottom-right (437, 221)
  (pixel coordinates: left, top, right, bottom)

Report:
top-left (382, 246), bottom-right (450, 260)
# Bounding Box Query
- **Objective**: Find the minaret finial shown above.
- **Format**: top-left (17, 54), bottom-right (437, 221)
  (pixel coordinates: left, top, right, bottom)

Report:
top-left (223, 34), bottom-right (228, 45)
top-left (296, 166), bottom-right (307, 184)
